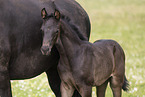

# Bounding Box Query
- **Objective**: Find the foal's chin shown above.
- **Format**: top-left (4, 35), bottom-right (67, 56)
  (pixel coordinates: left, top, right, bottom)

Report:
top-left (45, 51), bottom-right (51, 56)
top-left (41, 50), bottom-right (51, 56)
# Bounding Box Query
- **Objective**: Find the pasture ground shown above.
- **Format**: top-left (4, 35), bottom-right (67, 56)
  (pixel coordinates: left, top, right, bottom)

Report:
top-left (11, 0), bottom-right (145, 96)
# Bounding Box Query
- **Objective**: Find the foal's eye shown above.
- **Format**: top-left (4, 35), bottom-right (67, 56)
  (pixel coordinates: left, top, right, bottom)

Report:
top-left (56, 29), bottom-right (59, 33)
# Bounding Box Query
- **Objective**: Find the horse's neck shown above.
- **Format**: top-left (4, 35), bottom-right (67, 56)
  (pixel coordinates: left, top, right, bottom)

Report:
top-left (56, 20), bottom-right (83, 60)
top-left (55, 39), bottom-right (66, 56)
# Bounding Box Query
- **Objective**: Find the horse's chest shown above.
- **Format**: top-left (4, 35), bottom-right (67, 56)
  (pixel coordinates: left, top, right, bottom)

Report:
top-left (57, 63), bottom-right (75, 85)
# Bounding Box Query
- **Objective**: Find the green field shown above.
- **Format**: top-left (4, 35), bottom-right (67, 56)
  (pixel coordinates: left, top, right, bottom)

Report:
top-left (11, 0), bottom-right (145, 96)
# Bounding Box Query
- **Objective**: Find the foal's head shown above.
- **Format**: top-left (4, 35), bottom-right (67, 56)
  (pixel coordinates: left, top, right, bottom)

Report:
top-left (40, 8), bottom-right (61, 55)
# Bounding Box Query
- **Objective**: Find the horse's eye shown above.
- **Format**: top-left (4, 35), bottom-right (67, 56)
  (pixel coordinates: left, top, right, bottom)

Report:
top-left (56, 29), bottom-right (60, 33)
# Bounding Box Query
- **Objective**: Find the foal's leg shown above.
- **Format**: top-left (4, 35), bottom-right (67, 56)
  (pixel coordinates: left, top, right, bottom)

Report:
top-left (110, 76), bottom-right (123, 97)
top-left (96, 79), bottom-right (109, 97)
top-left (60, 82), bottom-right (75, 97)
top-left (79, 85), bottom-right (92, 97)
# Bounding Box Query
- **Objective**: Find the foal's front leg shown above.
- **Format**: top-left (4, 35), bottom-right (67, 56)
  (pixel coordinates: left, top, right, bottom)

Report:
top-left (79, 85), bottom-right (92, 97)
top-left (60, 81), bottom-right (75, 97)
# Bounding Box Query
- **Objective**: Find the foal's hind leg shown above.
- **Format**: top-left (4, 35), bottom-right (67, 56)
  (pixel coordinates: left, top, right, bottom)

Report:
top-left (110, 76), bottom-right (123, 97)
top-left (96, 79), bottom-right (109, 97)
top-left (60, 81), bottom-right (75, 97)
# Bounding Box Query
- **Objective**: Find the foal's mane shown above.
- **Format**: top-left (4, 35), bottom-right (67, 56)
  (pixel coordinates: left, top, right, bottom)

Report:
top-left (60, 15), bottom-right (87, 41)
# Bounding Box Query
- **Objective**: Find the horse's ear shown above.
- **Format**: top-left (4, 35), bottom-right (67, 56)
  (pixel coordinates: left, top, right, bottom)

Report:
top-left (54, 9), bottom-right (60, 20)
top-left (41, 8), bottom-right (48, 19)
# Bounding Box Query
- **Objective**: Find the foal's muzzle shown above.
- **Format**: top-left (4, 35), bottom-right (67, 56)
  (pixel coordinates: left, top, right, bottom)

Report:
top-left (41, 46), bottom-right (51, 55)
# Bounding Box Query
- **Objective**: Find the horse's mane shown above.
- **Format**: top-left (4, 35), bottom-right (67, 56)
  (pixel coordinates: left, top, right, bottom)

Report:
top-left (49, 0), bottom-right (87, 40)
top-left (61, 15), bottom-right (87, 41)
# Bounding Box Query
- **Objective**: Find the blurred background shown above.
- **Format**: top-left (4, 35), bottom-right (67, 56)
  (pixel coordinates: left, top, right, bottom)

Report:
top-left (11, 0), bottom-right (145, 96)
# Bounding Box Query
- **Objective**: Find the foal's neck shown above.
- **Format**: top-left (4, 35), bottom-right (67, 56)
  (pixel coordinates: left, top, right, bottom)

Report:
top-left (56, 19), bottom-right (84, 59)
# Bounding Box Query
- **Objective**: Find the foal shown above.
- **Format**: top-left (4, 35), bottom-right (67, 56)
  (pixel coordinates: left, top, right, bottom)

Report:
top-left (40, 8), bottom-right (129, 97)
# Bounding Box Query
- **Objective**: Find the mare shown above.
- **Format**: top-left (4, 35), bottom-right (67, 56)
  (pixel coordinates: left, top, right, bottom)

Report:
top-left (41, 9), bottom-right (129, 97)
top-left (0, 0), bottom-right (90, 96)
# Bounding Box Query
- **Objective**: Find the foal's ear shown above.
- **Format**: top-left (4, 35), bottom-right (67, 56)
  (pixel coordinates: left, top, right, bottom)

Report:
top-left (54, 9), bottom-right (61, 20)
top-left (41, 8), bottom-right (48, 19)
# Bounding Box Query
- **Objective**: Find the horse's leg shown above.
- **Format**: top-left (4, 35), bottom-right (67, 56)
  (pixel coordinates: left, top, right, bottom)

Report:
top-left (110, 44), bottom-right (125, 97)
top-left (60, 81), bottom-right (75, 97)
top-left (73, 90), bottom-right (82, 97)
top-left (0, 68), bottom-right (11, 97)
top-left (0, 48), bottom-right (12, 97)
top-left (96, 79), bottom-right (109, 97)
top-left (110, 76), bottom-right (122, 97)
top-left (79, 85), bottom-right (92, 97)
top-left (46, 67), bottom-right (81, 97)
top-left (46, 46), bottom-right (81, 97)
top-left (46, 65), bottom-right (61, 97)
top-left (45, 45), bottom-right (61, 97)
top-left (0, 72), bottom-right (11, 97)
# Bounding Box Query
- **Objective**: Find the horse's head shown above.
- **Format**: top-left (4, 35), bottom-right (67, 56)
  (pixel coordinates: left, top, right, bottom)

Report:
top-left (40, 8), bottom-right (61, 55)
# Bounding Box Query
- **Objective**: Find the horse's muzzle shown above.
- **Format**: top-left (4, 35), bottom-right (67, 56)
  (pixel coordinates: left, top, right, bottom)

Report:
top-left (41, 46), bottom-right (51, 55)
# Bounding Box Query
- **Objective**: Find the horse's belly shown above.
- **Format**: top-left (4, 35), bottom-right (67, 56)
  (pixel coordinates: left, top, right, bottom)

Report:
top-left (9, 49), bottom-right (57, 80)
top-left (93, 65), bottom-right (113, 86)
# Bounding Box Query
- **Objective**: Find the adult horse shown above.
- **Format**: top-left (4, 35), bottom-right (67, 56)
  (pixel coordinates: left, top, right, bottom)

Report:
top-left (0, 0), bottom-right (90, 96)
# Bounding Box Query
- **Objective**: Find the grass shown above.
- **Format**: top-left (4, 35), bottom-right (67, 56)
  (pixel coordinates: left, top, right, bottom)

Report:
top-left (11, 0), bottom-right (145, 96)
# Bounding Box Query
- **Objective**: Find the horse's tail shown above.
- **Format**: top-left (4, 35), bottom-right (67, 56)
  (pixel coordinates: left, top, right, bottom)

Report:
top-left (122, 75), bottom-right (129, 92)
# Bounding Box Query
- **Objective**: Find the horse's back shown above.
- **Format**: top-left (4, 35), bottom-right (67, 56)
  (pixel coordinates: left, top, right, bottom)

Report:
top-left (93, 39), bottom-right (125, 62)
top-left (94, 39), bottom-right (118, 46)
top-left (93, 39), bottom-right (124, 53)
